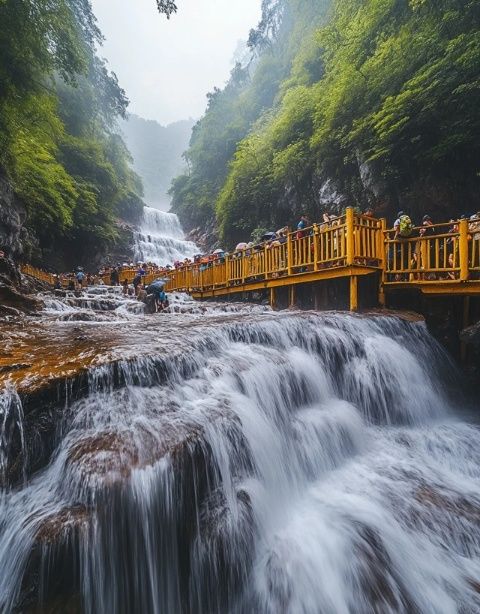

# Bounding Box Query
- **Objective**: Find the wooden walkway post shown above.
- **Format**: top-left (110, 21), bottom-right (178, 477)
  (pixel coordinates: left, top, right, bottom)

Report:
top-left (459, 218), bottom-right (469, 282)
top-left (345, 207), bottom-right (358, 310)
top-left (349, 276), bottom-right (358, 311)
top-left (288, 285), bottom-right (296, 308)
top-left (270, 287), bottom-right (276, 310)
top-left (378, 218), bottom-right (387, 307)
top-left (346, 207), bottom-right (355, 267)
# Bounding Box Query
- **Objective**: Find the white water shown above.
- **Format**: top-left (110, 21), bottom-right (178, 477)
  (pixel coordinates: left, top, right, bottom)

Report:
top-left (1, 311), bottom-right (480, 613)
top-left (40, 286), bottom-right (271, 321)
top-left (134, 206), bottom-right (198, 265)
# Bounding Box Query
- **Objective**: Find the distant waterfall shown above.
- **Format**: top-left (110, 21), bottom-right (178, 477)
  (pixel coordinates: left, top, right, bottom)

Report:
top-left (134, 206), bottom-right (198, 265)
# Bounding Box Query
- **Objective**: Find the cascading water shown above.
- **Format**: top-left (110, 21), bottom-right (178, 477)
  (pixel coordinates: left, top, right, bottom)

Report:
top-left (134, 206), bottom-right (198, 265)
top-left (1, 309), bottom-right (480, 613)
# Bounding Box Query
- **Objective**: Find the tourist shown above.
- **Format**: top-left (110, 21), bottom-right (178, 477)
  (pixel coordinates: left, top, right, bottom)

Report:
top-left (419, 215), bottom-right (437, 278)
top-left (133, 272), bottom-right (142, 296)
top-left (122, 279), bottom-right (129, 296)
top-left (393, 211), bottom-right (414, 280)
top-left (157, 288), bottom-right (169, 312)
top-left (470, 212), bottom-right (480, 275)
top-left (447, 253), bottom-right (457, 280)
top-left (296, 215), bottom-right (310, 239)
top-left (75, 268), bottom-right (85, 289)
top-left (110, 267), bottom-right (120, 286)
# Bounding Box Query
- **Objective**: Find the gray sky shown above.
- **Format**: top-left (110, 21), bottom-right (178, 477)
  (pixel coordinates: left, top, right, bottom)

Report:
top-left (91, 0), bottom-right (262, 125)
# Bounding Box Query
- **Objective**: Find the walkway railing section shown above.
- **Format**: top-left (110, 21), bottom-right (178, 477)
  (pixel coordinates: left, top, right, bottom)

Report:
top-left (383, 219), bottom-right (480, 283)
top-left (20, 264), bottom-right (56, 286)
top-left (20, 209), bottom-right (480, 297)
top-left (166, 210), bottom-right (383, 293)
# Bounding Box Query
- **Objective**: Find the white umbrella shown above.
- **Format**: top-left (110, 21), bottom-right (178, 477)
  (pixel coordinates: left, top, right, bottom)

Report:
top-left (213, 248), bottom-right (225, 254)
top-left (235, 242), bottom-right (248, 250)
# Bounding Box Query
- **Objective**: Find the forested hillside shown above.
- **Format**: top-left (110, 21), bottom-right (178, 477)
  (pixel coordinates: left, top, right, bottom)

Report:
top-left (120, 115), bottom-right (194, 209)
top-left (0, 0), bottom-right (145, 268)
top-left (171, 0), bottom-right (480, 247)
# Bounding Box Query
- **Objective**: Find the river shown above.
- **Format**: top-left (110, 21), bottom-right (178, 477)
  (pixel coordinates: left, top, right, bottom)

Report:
top-left (0, 288), bottom-right (480, 613)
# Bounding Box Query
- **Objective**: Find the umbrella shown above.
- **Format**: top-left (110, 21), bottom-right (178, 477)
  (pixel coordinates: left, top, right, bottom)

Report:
top-left (76, 266), bottom-right (84, 272)
top-left (261, 232), bottom-right (277, 242)
top-left (235, 242), bottom-right (248, 251)
top-left (213, 248), bottom-right (225, 254)
top-left (147, 280), bottom-right (166, 293)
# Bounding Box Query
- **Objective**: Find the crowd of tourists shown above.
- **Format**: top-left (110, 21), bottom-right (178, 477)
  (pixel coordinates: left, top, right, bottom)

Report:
top-left (389, 210), bottom-right (480, 280)
top-left (52, 263), bottom-right (170, 313)
top-left (48, 208), bottom-right (480, 304)
top-left (178, 208), bottom-right (480, 282)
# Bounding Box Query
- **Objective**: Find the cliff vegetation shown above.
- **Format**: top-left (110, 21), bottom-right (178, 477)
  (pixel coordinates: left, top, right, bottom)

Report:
top-left (171, 0), bottom-right (480, 246)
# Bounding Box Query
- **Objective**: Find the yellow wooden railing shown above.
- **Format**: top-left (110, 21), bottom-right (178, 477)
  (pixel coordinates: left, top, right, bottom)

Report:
top-left (20, 264), bottom-right (57, 286)
top-left (20, 210), bottom-right (480, 303)
top-left (383, 219), bottom-right (480, 283)
top-left (165, 210), bottom-right (383, 293)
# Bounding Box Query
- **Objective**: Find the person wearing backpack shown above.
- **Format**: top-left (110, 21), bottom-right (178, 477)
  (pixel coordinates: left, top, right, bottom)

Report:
top-left (75, 269), bottom-right (85, 290)
top-left (419, 215), bottom-right (437, 278)
top-left (393, 211), bottom-right (414, 280)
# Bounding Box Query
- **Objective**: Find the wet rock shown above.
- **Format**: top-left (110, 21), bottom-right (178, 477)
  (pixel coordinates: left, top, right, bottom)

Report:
top-left (0, 257), bottom-right (21, 285)
top-left (353, 523), bottom-right (415, 613)
top-left (66, 423), bottom-right (206, 486)
top-left (18, 507), bottom-right (88, 613)
top-left (0, 363), bottom-right (32, 374)
top-left (68, 432), bottom-right (140, 481)
top-left (461, 320), bottom-right (480, 348)
top-left (35, 506), bottom-right (89, 545)
top-left (0, 304), bottom-right (21, 317)
top-left (415, 484), bottom-right (480, 522)
top-left (0, 282), bottom-right (44, 313)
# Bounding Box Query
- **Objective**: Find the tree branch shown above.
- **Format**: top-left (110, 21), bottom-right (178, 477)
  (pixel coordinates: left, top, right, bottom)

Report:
top-left (156, 0), bottom-right (177, 18)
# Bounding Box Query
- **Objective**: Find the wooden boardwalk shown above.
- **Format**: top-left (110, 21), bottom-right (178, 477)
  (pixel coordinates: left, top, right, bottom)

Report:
top-left (21, 208), bottom-right (480, 311)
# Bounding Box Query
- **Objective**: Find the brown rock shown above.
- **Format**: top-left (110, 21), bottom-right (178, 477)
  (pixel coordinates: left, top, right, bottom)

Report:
top-left (35, 506), bottom-right (89, 545)
top-left (0, 283), bottom-right (43, 313)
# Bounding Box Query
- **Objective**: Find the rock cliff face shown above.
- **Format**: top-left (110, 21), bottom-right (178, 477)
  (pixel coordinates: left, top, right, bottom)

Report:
top-left (0, 172), bottom-right (31, 259)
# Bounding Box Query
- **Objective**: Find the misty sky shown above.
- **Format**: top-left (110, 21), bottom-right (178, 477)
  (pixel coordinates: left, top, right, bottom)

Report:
top-left (91, 0), bottom-right (261, 126)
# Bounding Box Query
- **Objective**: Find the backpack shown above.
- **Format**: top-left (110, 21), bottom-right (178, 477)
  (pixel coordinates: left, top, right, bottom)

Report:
top-left (399, 215), bottom-right (413, 237)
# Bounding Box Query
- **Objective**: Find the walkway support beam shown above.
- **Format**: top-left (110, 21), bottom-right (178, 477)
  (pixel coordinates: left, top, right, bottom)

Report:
top-left (349, 275), bottom-right (358, 312)
top-left (288, 285), bottom-right (296, 308)
top-left (378, 218), bottom-right (387, 307)
top-left (270, 287), bottom-right (276, 310)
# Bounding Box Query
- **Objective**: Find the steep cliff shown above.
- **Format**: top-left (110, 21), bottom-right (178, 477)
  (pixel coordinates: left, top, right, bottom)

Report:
top-left (171, 0), bottom-right (480, 246)
top-left (0, 172), bottom-right (30, 259)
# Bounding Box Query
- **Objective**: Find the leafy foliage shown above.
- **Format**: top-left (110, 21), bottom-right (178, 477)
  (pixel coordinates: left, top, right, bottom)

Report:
top-left (156, 0), bottom-right (177, 19)
top-left (172, 0), bottom-right (480, 247)
top-left (0, 0), bottom-right (145, 265)
top-left (170, 0), bottom-right (325, 240)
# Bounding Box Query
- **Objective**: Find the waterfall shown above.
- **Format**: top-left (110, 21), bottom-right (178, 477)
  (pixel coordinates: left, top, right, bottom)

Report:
top-left (1, 312), bottom-right (479, 613)
top-left (134, 206), bottom-right (198, 265)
